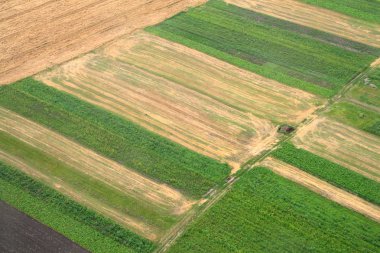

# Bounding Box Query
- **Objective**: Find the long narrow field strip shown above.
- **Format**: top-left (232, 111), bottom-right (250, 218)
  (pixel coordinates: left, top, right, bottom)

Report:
top-left (325, 101), bottom-right (380, 136)
top-left (0, 79), bottom-right (230, 198)
top-left (147, 0), bottom-right (379, 97)
top-left (0, 108), bottom-right (194, 239)
top-left (225, 0), bottom-right (380, 48)
top-left (299, 0), bottom-right (380, 25)
top-left (167, 167), bottom-right (380, 253)
top-left (37, 32), bottom-right (320, 168)
top-left (0, 0), bottom-right (207, 85)
top-left (0, 161), bottom-right (155, 253)
top-left (293, 117), bottom-right (380, 182)
top-left (261, 158), bottom-right (380, 222)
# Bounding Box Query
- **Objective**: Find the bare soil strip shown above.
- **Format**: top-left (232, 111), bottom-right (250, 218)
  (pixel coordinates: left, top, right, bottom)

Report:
top-left (261, 158), bottom-right (380, 222)
top-left (0, 108), bottom-right (194, 240)
top-left (225, 0), bottom-right (380, 48)
top-left (38, 32), bottom-right (319, 168)
top-left (0, 201), bottom-right (89, 253)
top-left (0, 0), bottom-right (207, 85)
top-left (293, 117), bottom-right (380, 182)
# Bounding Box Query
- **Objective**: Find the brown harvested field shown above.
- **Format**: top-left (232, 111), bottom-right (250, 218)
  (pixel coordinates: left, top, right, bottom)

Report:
top-left (37, 31), bottom-right (320, 168)
top-left (260, 157), bottom-right (380, 222)
top-left (0, 0), bottom-right (207, 85)
top-left (292, 117), bottom-right (380, 182)
top-left (0, 201), bottom-right (89, 253)
top-left (0, 108), bottom-right (194, 240)
top-left (225, 0), bottom-right (380, 48)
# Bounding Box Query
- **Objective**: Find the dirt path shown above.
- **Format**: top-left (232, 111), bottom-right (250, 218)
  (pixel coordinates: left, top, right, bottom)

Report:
top-left (225, 0), bottom-right (380, 48)
top-left (0, 108), bottom-right (194, 239)
top-left (261, 158), bottom-right (380, 222)
top-left (38, 31), bottom-right (319, 168)
top-left (293, 117), bottom-right (380, 182)
top-left (0, 0), bottom-right (207, 85)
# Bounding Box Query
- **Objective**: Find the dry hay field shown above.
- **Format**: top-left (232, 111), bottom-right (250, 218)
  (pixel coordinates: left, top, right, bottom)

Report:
top-left (37, 31), bottom-right (320, 169)
top-left (0, 0), bottom-right (206, 85)
top-left (225, 0), bottom-right (380, 48)
top-left (0, 108), bottom-right (193, 240)
top-left (260, 157), bottom-right (380, 222)
top-left (293, 117), bottom-right (380, 182)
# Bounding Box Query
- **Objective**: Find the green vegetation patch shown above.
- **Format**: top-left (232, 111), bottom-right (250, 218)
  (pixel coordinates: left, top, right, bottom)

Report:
top-left (146, 0), bottom-right (379, 97)
top-left (272, 142), bottom-right (380, 206)
top-left (325, 101), bottom-right (380, 136)
top-left (347, 67), bottom-right (380, 107)
top-left (0, 78), bottom-right (231, 198)
top-left (0, 131), bottom-right (177, 232)
top-left (300, 0), bottom-right (380, 25)
top-left (0, 161), bottom-right (155, 253)
top-left (168, 167), bottom-right (380, 253)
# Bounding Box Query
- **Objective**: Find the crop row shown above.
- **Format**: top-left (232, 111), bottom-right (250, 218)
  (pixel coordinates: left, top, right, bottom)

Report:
top-left (168, 167), bottom-right (380, 252)
top-left (147, 0), bottom-right (378, 97)
top-left (0, 160), bottom-right (155, 253)
top-left (0, 78), bottom-right (231, 198)
top-left (272, 142), bottom-right (380, 205)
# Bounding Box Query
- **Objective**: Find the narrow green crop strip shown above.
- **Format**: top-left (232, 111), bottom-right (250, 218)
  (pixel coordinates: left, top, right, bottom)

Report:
top-left (299, 0), bottom-right (380, 25)
top-left (0, 78), bottom-right (230, 198)
top-left (146, 0), bottom-right (378, 97)
top-left (0, 131), bottom-right (177, 231)
top-left (0, 161), bottom-right (155, 253)
top-left (326, 101), bottom-right (380, 136)
top-left (168, 167), bottom-right (380, 252)
top-left (272, 142), bottom-right (380, 205)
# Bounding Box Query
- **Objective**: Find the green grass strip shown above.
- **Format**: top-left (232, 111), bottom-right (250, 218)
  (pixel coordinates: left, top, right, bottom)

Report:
top-left (0, 131), bottom-right (176, 231)
top-left (272, 142), bottom-right (380, 206)
top-left (0, 78), bottom-right (230, 198)
top-left (168, 167), bottom-right (380, 253)
top-left (300, 0), bottom-right (380, 25)
top-left (0, 161), bottom-right (155, 253)
top-left (326, 101), bottom-right (380, 136)
top-left (146, 0), bottom-right (378, 97)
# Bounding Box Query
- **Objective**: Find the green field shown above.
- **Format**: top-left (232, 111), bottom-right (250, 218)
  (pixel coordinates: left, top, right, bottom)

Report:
top-left (0, 161), bottom-right (155, 253)
top-left (168, 167), bottom-right (380, 253)
top-left (0, 131), bottom-right (177, 232)
top-left (347, 67), bottom-right (380, 107)
top-left (326, 101), bottom-right (380, 136)
top-left (299, 0), bottom-right (380, 25)
top-left (147, 0), bottom-right (379, 97)
top-left (0, 78), bottom-right (230, 198)
top-left (272, 142), bottom-right (380, 206)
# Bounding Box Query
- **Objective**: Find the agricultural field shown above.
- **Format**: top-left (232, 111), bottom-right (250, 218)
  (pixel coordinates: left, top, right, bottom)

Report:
top-left (260, 158), bottom-right (380, 222)
top-left (0, 0), bottom-right (206, 85)
top-left (0, 201), bottom-right (88, 253)
top-left (346, 65), bottom-right (380, 109)
top-left (0, 78), bottom-right (230, 198)
top-left (0, 108), bottom-right (194, 239)
top-left (147, 0), bottom-right (380, 97)
top-left (167, 168), bottom-right (380, 253)
top-left (299, 0), bottom-right (380, 25)
top-left (36, 31), bottom-right (320, 169)
top-left (226, 0), bottom-right (380, 48)
top-left (292, 117), bottom-right (380, 182)
top-left (1, 0), bottom-right (380, 252)
top-left (0, 161), bottom-right (155, 253)
top-left (271, 142), bottom-right (380, 207)
top-left (325, 101), bottom-right (380, 136)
